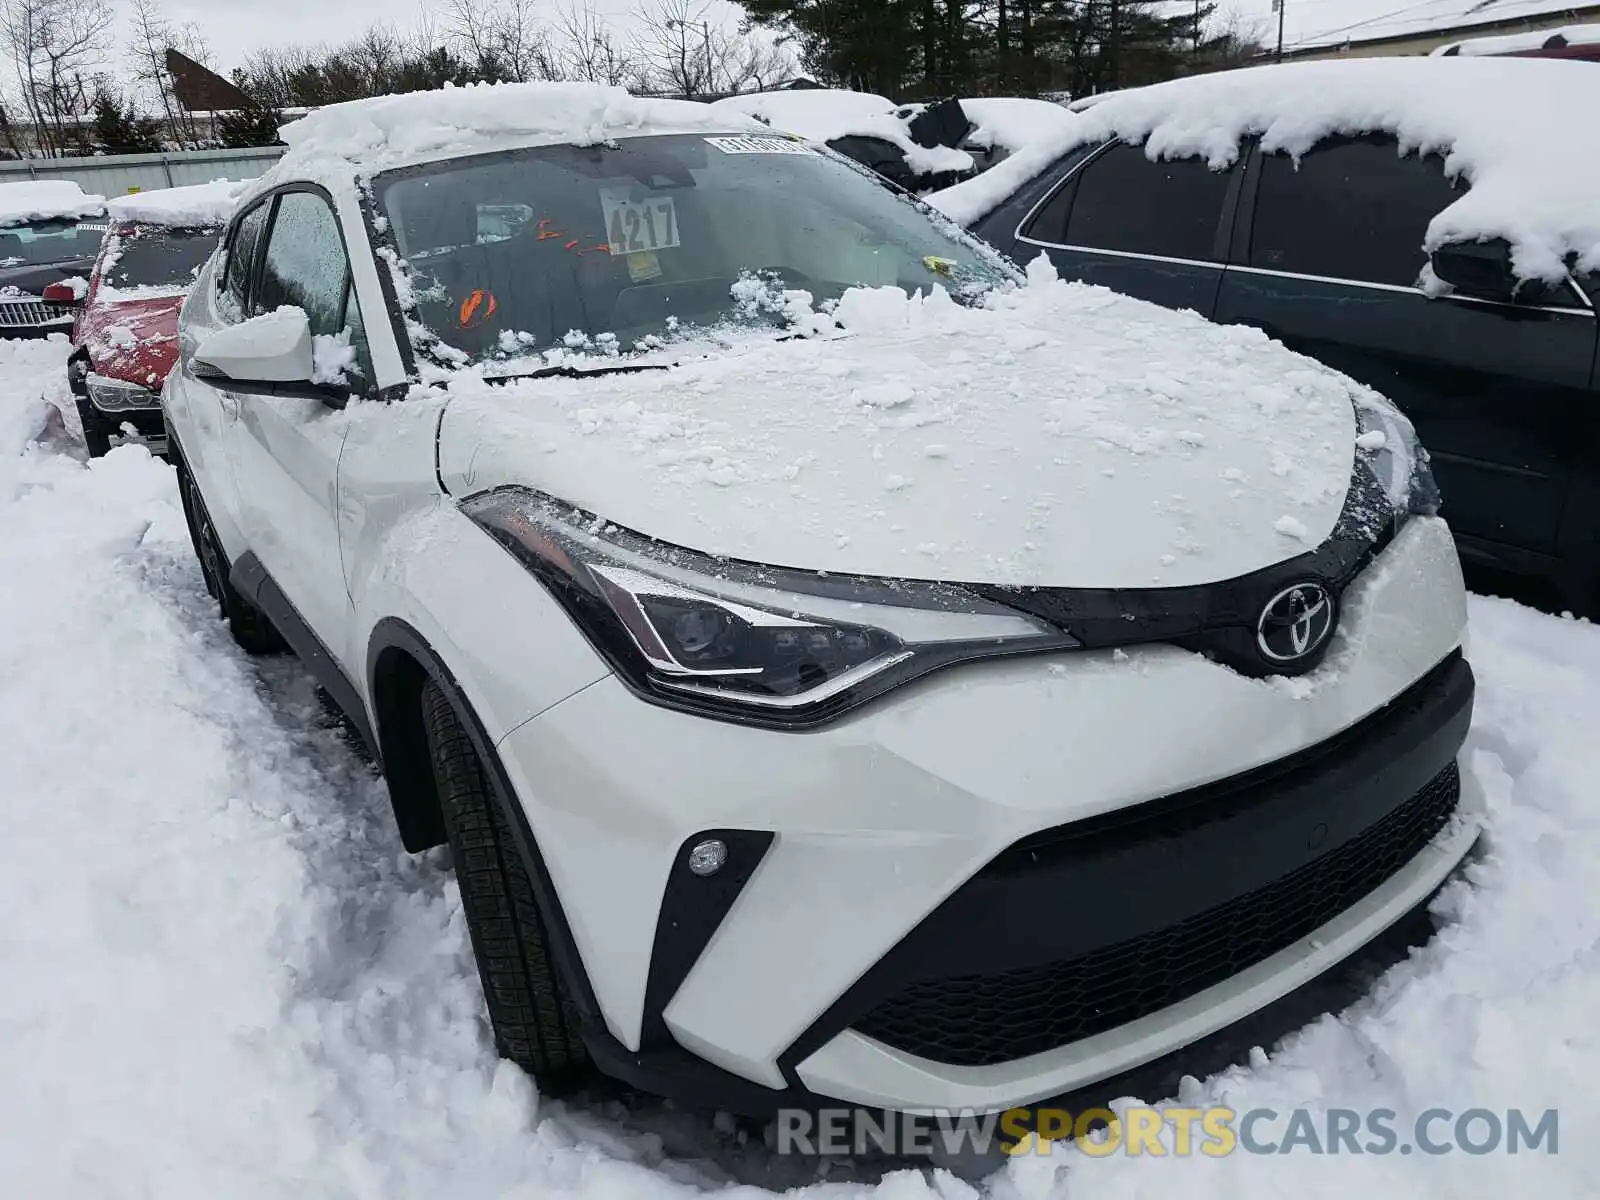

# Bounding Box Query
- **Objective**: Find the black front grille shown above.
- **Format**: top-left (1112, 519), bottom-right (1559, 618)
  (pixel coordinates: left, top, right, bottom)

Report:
top-left (0, 299), bottom-right (73, 327)
top-left (853, 761), bottom-right (1462, 1067)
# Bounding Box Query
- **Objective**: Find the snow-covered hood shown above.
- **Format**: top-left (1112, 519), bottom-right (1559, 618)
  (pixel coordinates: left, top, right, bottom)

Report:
top-left (80, 294), bottom-right (181, 389)
top-left (436, 266), bottom-right (1361, 589)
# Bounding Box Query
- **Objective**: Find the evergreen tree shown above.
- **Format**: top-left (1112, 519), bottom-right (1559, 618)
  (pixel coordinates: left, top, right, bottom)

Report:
top-left (740, 0), bottom-right (922, 95)
top-left (215, 97), bottom-right (284, 149)
top-left (736, 0), bottom-right (1233, 99)
top-left (89, 88), bottom-right (163, 155)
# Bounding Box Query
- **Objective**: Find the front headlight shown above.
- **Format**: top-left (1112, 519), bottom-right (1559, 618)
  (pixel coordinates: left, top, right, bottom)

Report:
top-left (1354, 391), bottom-right (1440, 524)
top-left (85, 372), bottom-right (159, 413)
top-left (462, 487), bottom-right (1079, 727)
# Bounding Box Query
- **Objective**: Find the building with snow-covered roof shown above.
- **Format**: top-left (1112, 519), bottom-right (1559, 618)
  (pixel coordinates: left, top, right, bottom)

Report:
top-left (1271, 0), bottom-right (1600, 60)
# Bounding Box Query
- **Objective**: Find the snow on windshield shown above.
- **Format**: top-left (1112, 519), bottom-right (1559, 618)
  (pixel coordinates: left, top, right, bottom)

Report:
top-left (375, 132), bottom-right (1006, 367)
top-left (930, 57), bottom-right (1600, 281)
top-left (96, 227), bottom-right (218, 302)
top-left (0, 179), bottom-right (105, 228)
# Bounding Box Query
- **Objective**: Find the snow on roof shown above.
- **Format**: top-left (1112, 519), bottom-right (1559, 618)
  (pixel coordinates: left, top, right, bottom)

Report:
top-left (710, 89), bottom-right (895, 141)
top-left (1282, 0), bottom-right (1597, 50)
top-left (273, 81), bottom-right (761, 177)
top-left (1430, 20), bottom-right (1600, 53)
top-left (959, 97), bottom-right (1077, 154)
top-left (106, 179), bottom-right (247, 228)
top-left (931, 57), bottom-right (1600, 282)
top-left (0, 180), bottom-right (106, 228)
top-left (710, 88), bottom-right (975, 176)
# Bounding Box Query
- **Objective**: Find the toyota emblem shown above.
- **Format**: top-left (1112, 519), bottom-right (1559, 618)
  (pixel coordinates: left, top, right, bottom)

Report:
top-left (1256, 582), bottom-right (1337, 665)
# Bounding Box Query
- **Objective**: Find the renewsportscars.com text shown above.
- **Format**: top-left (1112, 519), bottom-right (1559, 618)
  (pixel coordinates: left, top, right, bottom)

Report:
top-left (774, 1106), bottom-right (1559, 1158)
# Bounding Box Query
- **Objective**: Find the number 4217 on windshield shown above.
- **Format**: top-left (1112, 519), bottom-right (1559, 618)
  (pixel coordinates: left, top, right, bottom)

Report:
top-left (601, 190), bottom-right (680, 254)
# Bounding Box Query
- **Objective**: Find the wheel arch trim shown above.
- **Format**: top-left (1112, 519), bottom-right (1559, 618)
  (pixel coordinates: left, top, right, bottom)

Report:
top-left (366, 616), bottom-right (605, 1025)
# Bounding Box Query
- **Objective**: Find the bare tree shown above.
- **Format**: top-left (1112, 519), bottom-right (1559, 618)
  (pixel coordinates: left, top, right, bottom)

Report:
top-left (127, 0), bottom-right (211, 148)
top-left (549, 2), bottom-right (641, 86)
top-left (635, 0), bottom-right (714, 97)
top-left (634, 0), bottom-right (793, 98)
top-left (2, 0), bottom-right (113, 155)
top-left (447, 0), bottom-right (563, 81)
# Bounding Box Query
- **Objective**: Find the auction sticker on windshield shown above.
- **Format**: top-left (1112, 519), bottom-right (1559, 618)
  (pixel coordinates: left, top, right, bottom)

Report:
top-left (601, 189), bottom-right (680, 254)
top-left (705, 135), bottom-right (819, 155)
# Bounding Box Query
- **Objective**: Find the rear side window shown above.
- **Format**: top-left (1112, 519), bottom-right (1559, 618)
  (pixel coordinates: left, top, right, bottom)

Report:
top-left (223, 201), bottom-right (270, 317)
top-left (1249, 135), bottom-right (1464, 287)
top-left (253, 191), bottom-right (350, 336)
top-left (1023, 142), bottom-right (1234, 262)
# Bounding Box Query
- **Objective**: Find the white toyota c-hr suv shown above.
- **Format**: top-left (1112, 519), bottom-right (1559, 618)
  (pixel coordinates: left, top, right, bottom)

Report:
top-left (164, 83), bottom-right (1481, 1117)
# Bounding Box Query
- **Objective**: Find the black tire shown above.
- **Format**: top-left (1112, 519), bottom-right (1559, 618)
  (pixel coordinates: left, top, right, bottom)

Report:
top-left (174, 455), bottom-right (284, 655)
top-left (421, 679), bottom-right (590, 1090)
top-left (70, 356), bottom-right (110, 458)
top-left (80, 416), bottom-right (111, 458)
top-left (74, 397), bottom-right (112, 459)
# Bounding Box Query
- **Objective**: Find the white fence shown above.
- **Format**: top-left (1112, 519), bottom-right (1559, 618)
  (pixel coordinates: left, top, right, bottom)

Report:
top-left (0, 147), bottom-right (286, 197)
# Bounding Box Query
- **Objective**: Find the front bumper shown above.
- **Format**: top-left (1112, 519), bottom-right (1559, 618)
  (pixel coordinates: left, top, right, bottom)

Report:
top-left (494, 516), bottom-right (1476, 1113)
top-left (73, 364), bottom-right (166, 454)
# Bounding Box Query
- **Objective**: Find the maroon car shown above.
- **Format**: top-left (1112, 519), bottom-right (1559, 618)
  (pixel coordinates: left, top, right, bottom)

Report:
top-left (62, 210), bottom-right (225, 457)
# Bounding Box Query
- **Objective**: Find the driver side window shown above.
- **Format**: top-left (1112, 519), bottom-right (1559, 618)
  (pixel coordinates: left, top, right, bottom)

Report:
top-left (221, 200), bottom-right (270, 320)
top-left (252, 190), bottom-right (375, 388)
top-left (256, 192), bottom-right (350, 335)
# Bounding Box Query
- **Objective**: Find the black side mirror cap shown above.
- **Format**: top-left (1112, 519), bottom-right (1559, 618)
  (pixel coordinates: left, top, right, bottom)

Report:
top-left (1430, 237), bottom-right (1521, 303)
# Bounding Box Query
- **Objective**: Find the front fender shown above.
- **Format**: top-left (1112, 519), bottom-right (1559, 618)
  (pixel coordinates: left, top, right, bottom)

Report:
top-left (162, 366), bottom-right (247, 561)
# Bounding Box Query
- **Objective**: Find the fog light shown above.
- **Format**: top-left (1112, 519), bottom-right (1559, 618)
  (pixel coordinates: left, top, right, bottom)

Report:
top-left (688, 838), bottom-right (728, 877)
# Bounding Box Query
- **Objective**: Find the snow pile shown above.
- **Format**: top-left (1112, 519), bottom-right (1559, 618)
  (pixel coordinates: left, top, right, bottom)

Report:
top-left (1431, 21), bottom-right (1600, 54)
top-left (931, 57), bottom-right (1600, 281)
top-left (2, 332), bottom-right (1600, 1197)
top-left (959, 96), bottom-right (1078, 155)
top-left (271, 81), bottom-right (761, 177)
top-left (711, 88), bottom-right (975, 175)
top-left (711, 88), bottom-right (896, 141)
top-left (438, 260), bottom-right (1368, 588)
top-left (106, 179), bottom-right (248, 228)
top-left (0, 179), bottom-right (106, 228)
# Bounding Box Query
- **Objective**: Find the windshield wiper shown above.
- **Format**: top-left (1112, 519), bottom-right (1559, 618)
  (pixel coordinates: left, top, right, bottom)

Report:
top-left (484, 361), bottom-right (673, 385)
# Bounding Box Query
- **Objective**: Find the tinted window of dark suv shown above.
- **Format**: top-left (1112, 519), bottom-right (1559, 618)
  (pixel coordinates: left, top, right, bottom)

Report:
top-left (1025, 143), bottom-right (1234, 262)
top-left (1250, 134), bottom-right (1464, 287)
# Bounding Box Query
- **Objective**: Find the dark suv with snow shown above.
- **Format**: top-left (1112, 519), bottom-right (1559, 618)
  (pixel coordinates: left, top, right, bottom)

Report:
top-left (970, 101), bottom-right (1600, 612)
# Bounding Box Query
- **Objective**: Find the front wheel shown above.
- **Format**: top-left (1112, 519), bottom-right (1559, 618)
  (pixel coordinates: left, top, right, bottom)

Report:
top-left (421, 680), bottom-right (591, 1091)
top-left (79, 411), bottom-right (111, 458)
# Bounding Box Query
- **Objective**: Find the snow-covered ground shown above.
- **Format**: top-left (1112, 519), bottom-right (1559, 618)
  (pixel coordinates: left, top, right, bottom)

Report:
top-left (2, 333), bottom-right (1596, 1197)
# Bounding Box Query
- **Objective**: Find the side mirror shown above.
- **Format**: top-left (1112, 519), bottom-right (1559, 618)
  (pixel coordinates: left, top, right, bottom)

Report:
top-left (1429, 238), bottom-right (1520, 304)
top-left (41, 279), bottom-right (84, 305)
top-left (191, 307), bottom-right (346, 402)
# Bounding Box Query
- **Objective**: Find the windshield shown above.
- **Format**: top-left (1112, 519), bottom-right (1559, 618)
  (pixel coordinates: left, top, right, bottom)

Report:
top-left (0, 219), bottom-right (102, 270)
top-left (103, 226), bottom-right (219, 293)
top-left (372, 132), bottom-right (1010, 364)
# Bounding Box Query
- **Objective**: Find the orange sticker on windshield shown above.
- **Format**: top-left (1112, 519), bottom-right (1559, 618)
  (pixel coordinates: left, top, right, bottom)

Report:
top-left (458, 289), bottom-right (497, 328)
